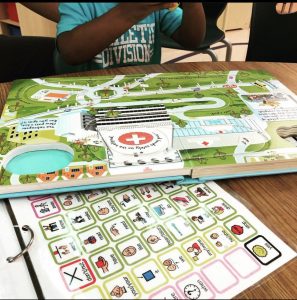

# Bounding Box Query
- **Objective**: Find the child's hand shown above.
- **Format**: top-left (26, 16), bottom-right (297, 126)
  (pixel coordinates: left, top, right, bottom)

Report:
top-left (118, 2), bottom-right (178, 20)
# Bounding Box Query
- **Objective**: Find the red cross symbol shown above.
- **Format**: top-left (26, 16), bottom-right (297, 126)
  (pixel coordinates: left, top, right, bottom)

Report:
top-left (118, 132), bottom-right (154, 145)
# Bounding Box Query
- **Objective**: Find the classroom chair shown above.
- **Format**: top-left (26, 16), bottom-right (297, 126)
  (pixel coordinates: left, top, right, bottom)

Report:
top-left (246, 2), bottom-right (297, 63)
top-left (161, 2), bottom-right (232, 63)
top-left (0, 35), bottom-right (56, 83)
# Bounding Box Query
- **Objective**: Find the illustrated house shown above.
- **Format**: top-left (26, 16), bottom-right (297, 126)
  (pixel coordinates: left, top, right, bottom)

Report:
top-left (86, 163), bottom-right (107, 177)
top-left (37, 171), bottom-right (59, 182)
top-left (62, 166), bottom-right (84, 180)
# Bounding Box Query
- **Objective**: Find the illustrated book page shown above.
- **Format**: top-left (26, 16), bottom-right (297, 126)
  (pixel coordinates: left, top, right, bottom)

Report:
top-left (1, 70), bottom-right (297, 195)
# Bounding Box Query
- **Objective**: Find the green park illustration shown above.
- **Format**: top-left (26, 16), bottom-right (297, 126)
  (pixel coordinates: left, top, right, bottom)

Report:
top-left (1, 70), bottom-right (297, 187)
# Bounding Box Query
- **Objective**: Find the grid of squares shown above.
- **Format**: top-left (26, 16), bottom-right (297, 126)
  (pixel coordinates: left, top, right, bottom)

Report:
top-left (34, 182), bottom-right (265, 299)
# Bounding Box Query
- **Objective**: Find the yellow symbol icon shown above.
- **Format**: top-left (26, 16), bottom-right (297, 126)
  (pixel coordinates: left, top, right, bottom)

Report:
top-left (252, 245), bottom-right (267, 257)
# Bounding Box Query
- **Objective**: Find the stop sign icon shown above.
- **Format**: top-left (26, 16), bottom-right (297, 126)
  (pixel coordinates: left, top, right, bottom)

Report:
top-left (118, 132), bottom-right (154, 146)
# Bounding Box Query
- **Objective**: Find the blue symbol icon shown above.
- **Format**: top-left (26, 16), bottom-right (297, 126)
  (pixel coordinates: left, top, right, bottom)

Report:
top-left (153, 205), bottom-right (165, 216)
top-left (142, 270), bottom-right (155, 282)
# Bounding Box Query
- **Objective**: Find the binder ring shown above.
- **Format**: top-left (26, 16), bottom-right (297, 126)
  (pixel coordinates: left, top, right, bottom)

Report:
top-left (7, 225), bottom-right (34, 263)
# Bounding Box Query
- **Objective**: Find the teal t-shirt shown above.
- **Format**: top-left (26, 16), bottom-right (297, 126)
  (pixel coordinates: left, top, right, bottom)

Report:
top-left (55, 3), bottom-right (183, 74)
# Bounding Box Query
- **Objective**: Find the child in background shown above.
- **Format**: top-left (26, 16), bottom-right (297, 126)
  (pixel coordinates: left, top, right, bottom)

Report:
top-left (55, 2), bottom-right (206, 74)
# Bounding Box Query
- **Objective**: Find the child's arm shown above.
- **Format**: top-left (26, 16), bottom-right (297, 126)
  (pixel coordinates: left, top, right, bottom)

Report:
top-left (171, 3), bottom-right (206, 49)
top-left (57, 3), bottom-right (175, 65)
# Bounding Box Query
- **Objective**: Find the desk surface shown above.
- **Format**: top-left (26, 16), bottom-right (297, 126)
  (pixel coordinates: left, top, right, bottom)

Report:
top-left (0, 62), bottom-right (296, 299)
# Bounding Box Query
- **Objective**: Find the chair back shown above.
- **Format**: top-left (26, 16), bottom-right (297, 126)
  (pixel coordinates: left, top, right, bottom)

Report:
top-left (202, 2), bottom-right (227, 25)
top-left (246, 2), bottom-right (297, 62)
top-left (0, 35), bottom-right (56, 83)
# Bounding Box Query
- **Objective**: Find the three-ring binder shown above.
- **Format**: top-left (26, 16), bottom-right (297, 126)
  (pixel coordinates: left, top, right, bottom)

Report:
top-left (6, 225), bottom-right (34, 263)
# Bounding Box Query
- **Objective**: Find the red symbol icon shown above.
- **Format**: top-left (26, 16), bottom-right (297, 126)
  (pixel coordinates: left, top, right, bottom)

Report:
top-left (118, 132), bottom-right (154, 145)
top-left (202, 141), bottom-right (209, 146)
top-left (231, 224), bottom-right (244, 235)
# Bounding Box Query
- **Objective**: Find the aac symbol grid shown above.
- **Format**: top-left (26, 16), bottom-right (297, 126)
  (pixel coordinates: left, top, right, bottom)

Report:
top-left (187, 207), bottom-right (217, 231)
top-left (57, 193), bottom-right (85, 210)
top-left (31, 197), bottom-right (61, 218)
top-left (148, 285), bottom-right (182, 299)
top-left (165, 216), bottom-right (196, 241)
top-left (89, 247), bottom-right (123, 279)
top-left (82, 189), bottom-right (107, 202)
top-left (244, 235), bottom-right (282, 265)
top-left (113, 189), bottom-right (142, 210)
top-left (141, 225), bottom-right (174, 253)
top-left (72, 285), bottom-right (105, 299)
top-left (39, 215), bottom-right (69, 240)
top-left (176, 272), bottom-right (215, 299)
top-left (157, 248), bottom-right (193, 279)
top-left (127, 206), bottom-right (157, 230)
top-left (67, 207), bottom-right (96, 231)
top-left (170, 191), bottom-right (198, 211)
top-left (157, 181), bottom-right (182, 194)
top-left (103, 216), bottom-right (134, 242)
top-left (103, 273), bottom-right (141, 299)
top-left (206, 199), bottom-right (236, 221)
top-left (91, 198), bottom-right (119, 221)
top-left (135, 184), bottom-right (162, 201)
top-left (224, 215), bottom-right (258, 242)
top-left (116, 236), bottom-right (150, 265)
top-left (204, 226), bottom-right (237, 254)
top-left (132, 259), bottom-right (168, 293)
top-left (77, 226), bottom-right (109, 254)
top-left (48, 236), bottom-right (81, 265)
top-left (188, 184), bottom-right (217, 203)
top-left (149, 199), bottom-right (178, 220)
top-left (60, 259), bottom-right (96, 292)
top-left (182, 237), bottom-right (216, 266)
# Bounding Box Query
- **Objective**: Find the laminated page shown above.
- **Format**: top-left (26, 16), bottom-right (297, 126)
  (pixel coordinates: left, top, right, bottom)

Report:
top-left (8, 181), bottom-right (296, 299)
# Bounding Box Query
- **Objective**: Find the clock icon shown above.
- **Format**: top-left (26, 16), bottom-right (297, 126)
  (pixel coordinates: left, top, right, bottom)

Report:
top-left (184, 284), bottom-right (201, 299)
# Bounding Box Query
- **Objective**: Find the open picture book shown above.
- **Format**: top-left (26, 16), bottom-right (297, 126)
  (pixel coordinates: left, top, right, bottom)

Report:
top-left (0, 70), bottom-right (297, 198)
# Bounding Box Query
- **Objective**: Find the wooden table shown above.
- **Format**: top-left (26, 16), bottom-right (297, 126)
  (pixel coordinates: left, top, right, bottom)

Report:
top-left (0, 62), bottom-right (296, 299)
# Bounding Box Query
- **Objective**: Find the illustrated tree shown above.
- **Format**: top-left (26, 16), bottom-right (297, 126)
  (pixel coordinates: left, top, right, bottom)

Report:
top-left (226, 89), bottom-right (237, 96)
top-left (214, 149), bottom-right (227, 160)
top-left (106, 109), bottom-right (120, 118)
top-left (89, 107), bottom-right (97, 116)
top-left (8, 100), bottom-right (23, 112)
top-left (195, 93), bottom-right (203, 98)
top-left (229, 110), bottom-right (240, 118)
top-left (240, 107), bottom-right (251, 115)
top-left (0, 168), bottom-right (11, 185)
top-left (192, 154), bottom-right (208, 164)
top-left (102, 88), bottom-right (110, 97)
top-left (0, 136), bottom-right (10, 153)
top-left (81, 146), bottom-right (92, 161)
top-left (176, 118), bottom-right (188, 128)
top-left (21, 174), bottom-right (36, 184)
top-left (157, 78), bottom-right (170, 88)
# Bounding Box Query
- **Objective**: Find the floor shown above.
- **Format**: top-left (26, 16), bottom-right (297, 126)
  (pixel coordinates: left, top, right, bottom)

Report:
top-left (161, 28), bottom-right (250, 63)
